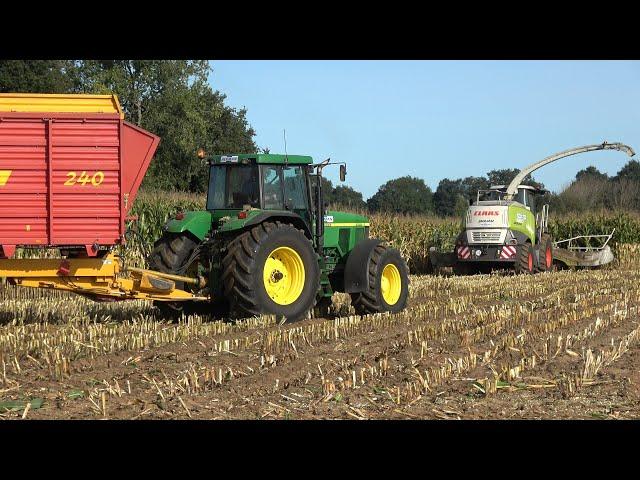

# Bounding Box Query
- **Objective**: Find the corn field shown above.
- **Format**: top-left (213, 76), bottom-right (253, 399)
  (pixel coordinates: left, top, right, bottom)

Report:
top-left (123, 191), bottom-right (640, 272)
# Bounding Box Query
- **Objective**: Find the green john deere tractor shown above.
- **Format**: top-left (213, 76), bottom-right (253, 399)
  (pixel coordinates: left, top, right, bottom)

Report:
top-left (148, 153), bottom-right (409, 322)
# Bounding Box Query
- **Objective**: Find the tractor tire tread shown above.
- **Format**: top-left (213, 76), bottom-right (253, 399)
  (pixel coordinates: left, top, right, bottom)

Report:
top-left (350, 244), bottom-right (409, 315)
top-left (221, 222), bottom-right (320, 322)
top-left (147, 232), bottom-right (199, 319)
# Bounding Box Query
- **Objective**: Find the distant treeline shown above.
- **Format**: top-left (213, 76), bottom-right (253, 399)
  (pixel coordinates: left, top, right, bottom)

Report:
top-left (323, 162), bottom-right (640, 216)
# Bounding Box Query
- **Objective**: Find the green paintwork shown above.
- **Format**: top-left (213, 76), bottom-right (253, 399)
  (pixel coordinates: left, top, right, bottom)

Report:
top-left (211, 153), bottom-right (312, 165)
top-left (507, 203), bottom-right (536, 244)
top-left (165, 211), bottom-right (213, 241)
top-left (323, 210), bottom-right (370, 256)
top-left (217, 209), bottom-right (270, 233)
top-left (161, 153), bottom-right (376, 302)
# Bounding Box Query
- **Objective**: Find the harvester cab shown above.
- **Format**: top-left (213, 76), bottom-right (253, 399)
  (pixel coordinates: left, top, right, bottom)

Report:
top-left (149, 152), bottom-right (410, 322)
top-left (430, 141), bottom-right (635, 275)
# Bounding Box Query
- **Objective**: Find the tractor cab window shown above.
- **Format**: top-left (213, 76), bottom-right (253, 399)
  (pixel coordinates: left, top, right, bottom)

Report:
top-left (207, 165), bottom-right (260, 210)
top-left (283, 166), bottom-right (308, 210)
top-left (262, 165), bottom-right (284, 210)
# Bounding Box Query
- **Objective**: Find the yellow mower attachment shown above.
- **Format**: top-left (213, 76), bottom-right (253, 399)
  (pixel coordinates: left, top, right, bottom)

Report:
top-left (0, 253), bottom-right (207, 302)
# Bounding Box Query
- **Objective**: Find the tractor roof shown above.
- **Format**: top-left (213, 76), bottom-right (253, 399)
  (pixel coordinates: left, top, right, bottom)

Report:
top-left (211, 154), bottom-right (312, 165)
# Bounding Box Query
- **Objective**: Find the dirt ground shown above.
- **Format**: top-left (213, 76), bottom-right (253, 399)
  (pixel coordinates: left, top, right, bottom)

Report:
top-left (1, 267), bottom-right (639, 420)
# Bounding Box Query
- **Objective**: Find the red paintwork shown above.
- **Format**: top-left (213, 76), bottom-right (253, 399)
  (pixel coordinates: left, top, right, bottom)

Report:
top-left (57, 259), bottom-right (71, 276)
top-left (0, 112), bottom-right (159, 258)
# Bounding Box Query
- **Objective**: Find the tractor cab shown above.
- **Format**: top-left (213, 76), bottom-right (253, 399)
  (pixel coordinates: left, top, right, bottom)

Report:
top-left (204, 154), bottom-right (315, 240)
top-left (206, 154), bottom-right (312, 213)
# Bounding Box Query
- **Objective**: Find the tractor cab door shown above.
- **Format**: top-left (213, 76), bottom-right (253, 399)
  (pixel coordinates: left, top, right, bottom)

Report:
top-left (283, 165), bottom-right (312, 227)
top-left (261, 165), bottom-right (285, 209)
top-left (260, 164), bottom-right (312, 230)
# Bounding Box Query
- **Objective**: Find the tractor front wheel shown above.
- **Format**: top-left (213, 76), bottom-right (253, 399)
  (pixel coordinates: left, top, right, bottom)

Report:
top-left (221, 222), bottom-right (320, 323)
top-left (350, 244), bottom-right (409, 315)
top-left (515, 242), bottom-right (535, 274)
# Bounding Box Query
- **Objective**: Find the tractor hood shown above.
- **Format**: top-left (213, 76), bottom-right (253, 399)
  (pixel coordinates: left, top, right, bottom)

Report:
top-left (465, 203), bottom-right (510, 229)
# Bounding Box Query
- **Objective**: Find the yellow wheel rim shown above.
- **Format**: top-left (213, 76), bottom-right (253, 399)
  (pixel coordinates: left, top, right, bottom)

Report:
top-left (381, 263), bottom-right (402, 305)
top-left (263, 247), bottom-right (306, 306)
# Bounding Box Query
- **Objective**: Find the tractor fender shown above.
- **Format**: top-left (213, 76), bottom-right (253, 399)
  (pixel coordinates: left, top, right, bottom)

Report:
top-left (343, 238), bottom-right (382, 293)
top-left (243, 212), bottom-right (313, 238)
top-left (164, 211), bottom-right (212, 242)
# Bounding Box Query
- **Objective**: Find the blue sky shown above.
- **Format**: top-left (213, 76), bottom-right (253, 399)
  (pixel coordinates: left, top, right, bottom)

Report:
top-left (208, 61), bottom-right (640, 199)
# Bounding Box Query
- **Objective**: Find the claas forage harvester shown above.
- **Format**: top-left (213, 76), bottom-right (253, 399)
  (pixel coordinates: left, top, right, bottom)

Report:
top-left (0, 93), bottom-right (409, 322)
top-left (429, 142), bottom-right (635, 275)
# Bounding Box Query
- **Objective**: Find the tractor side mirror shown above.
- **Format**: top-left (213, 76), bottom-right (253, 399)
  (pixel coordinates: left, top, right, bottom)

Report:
top-left (339, 164), bottom-right (347, 182)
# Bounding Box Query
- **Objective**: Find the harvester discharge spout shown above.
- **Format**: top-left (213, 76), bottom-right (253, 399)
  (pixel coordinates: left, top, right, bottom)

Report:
top-left (505, 141), bottom-right (635, 199)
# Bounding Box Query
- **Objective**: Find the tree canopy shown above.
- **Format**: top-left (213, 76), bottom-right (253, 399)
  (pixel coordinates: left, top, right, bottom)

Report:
top-left (0, 60), bottom-right (78, 93)
top-left (486, 168), bottom-right (545, 189)
top-left (333, 185), bottom-right (366, 210)
top-left (614, 160), bottom-right (640, 182)
top-left (433, 178), bottom-right (465, 217)
top-left (367, 176), bottom-right (433, 214)
top-left (576, 166), bottom-right (608, 182)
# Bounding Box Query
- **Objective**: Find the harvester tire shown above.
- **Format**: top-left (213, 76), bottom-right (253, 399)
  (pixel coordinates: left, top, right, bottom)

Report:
top-left (515, 242), bottom-right (535, 274)
top-left (221, 222), bottom-right (320, 323)
top-left (535, 234), bottom-right (554, 273)
top-left (148, 232), bottom-right (200, 319)
top-left (350, 244), bottom-right (409, 315)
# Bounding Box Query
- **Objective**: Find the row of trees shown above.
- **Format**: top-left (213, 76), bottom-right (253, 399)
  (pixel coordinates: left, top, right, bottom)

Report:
top-left (361, 169), bottom-right (544, 216)
top-left (0, 60), bottom-right (257, 191)
top-left (330, 161), bottom-right (640, 216)
top-left (549, 161), bottom-right (640, 213)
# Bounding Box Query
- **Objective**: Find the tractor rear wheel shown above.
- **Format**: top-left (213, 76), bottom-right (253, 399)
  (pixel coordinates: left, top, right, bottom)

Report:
top-left (350, 244), bottom-right (409, 315)
top-left (148, 232), bottom-right (200, 319)
top-left (221, 222), bottom-right (320, 323)
top-left (515, 242), bottom-right (535, 274)
top-left (535, 234), bottom-right (554, 273)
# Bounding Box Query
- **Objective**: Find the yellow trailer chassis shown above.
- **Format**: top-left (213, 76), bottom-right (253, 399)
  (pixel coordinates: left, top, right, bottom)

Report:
top-left (0, 254), bottom-right (207, 302)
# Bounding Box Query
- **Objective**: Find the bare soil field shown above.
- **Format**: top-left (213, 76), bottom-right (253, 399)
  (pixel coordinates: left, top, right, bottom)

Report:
top-left (1, 267), bottom-right (640, 420)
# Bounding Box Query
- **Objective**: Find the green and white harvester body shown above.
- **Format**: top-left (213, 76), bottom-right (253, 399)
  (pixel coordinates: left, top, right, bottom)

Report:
top-left (430, 142), bottom-right (635, 275)
top-left (149, 153), bottom-right (410, 322)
